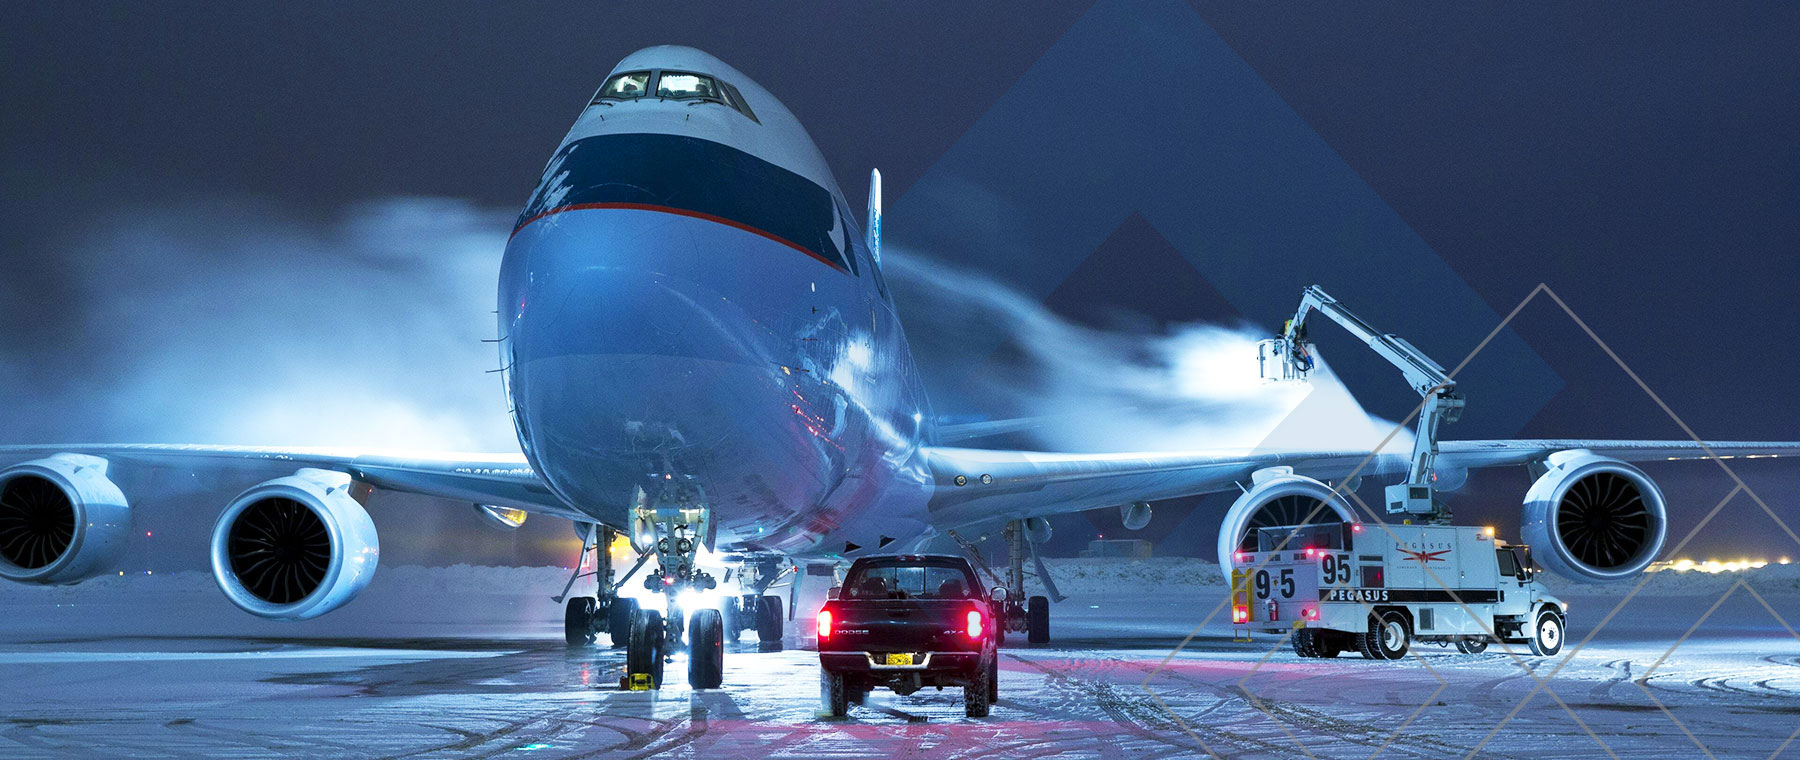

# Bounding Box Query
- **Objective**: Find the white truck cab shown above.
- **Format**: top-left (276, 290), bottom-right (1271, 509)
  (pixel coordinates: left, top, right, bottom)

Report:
top-left (1232, 522), bottom-right (1567, 659)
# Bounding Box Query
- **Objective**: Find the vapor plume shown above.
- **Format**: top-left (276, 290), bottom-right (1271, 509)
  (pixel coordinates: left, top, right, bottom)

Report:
top-left (883, 250), bottom-right (1407, 454)
top-left (0, 198), bottom-right (518, 452)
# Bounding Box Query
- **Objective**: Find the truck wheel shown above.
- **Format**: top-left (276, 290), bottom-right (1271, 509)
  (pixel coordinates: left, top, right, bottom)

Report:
top-left (1456, 636), bottom-right (1489, 654)
top-left (849, 684), bottom-right (869, 705)
top-left (721, 597), bottom-right (742, 644)
top-left (964, 658), bottom-right (993, 717)
top-left (608, 597), bottom-right (637, 649)
top-left (565, 597), bottom-right (596, 645)
top-left (1026, 596), bottom-right (1050, 644)
top-left (1529, 611), bottom-right (1564, 656)
top-left (626, 608), bottom-right (665, 689)
top-left (821, 669), bottom-right (848, 717)
top-left (1361, 610), bottom-right (1409, 660)
top-left (1291, 629), bottom-right (1319, 658)
top-left (757, 595), bottom-right (784, 650)
top-left (687, 608), bottom-right (725, 689)
top-left (1315, 631), bottom-right (1344, 658)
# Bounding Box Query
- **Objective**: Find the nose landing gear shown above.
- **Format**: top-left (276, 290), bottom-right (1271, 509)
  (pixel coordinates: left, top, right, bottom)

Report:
top-left (619, 479), bottom-right (729, 691)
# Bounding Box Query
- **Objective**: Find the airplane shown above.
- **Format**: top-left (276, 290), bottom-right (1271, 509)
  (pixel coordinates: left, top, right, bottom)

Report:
top-left (3, 45), bottom-right (1796, 690)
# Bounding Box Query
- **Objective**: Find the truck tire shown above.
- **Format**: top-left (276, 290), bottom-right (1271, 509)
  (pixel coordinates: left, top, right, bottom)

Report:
top-left (626, 608), bottom-right (665, 689)
top-left (1315, 631), bottom-right (1344, 658)
top-left (1456, 636), bottom-right (1489, 654)
top-left (988, 654), bottom-right (999, 704)
top-left (721, 597), bottom-right (742, 644)
top-left (1026, 596), bottom-right (1050, 644)
top-left (1291, 629), bottom-right (1320, 658)
top-left (688, 608), bottom-right (725, 689)
top-left (1529, 610), bottom-right (1564, 656)
top-left (757, 594), bottom-right (784, 650)
top-left (964, 657), bottom-right (993, 717)
top-left (1359, 610), bottom-right (1409, 660)
top-left (821, 669), bottom-right (848, 717)
top-left (608, 597), bottom-right (637, 648)
top-left (565, 596), bottom-right (596, 645)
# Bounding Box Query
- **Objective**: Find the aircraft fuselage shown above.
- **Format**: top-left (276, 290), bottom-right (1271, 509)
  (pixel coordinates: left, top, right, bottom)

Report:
top-left (498, 47), bottom-right (933, 555)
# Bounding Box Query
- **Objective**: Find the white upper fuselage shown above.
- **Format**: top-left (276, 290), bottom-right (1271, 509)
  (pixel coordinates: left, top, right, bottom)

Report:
top-left (499, 46), bottom-right (933, 555)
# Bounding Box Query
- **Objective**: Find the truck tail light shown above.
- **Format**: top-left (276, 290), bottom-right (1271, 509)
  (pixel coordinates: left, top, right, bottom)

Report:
top-left (816, 609), bottom-right (832, 639)
top-left (1234, 551), bottom-right (1247, 565)
top-left (966, 608), bottom-right (984, 639)
top-left (1303, 606), bottom-right (1319, 620)
top-left (1232, 605), bottom-right (1249, 624)
top-left (1304, 547), bottom-right (1318, 558)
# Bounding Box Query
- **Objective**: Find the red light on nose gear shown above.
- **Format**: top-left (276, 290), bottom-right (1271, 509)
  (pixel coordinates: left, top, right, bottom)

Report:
top-left (966, 609), bottom-right (984, 639)
top-left (1232, 605), bottom-right (1249, 624)
top-left (816, 610), bottom-right (832, 639)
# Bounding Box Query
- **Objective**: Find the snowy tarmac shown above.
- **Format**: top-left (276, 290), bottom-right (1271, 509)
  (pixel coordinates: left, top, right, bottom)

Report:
top-left (2, 570), bottom-right (1796, 759)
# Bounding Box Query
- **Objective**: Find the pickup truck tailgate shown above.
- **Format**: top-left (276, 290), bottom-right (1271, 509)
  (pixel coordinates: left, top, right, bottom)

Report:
top-left (823, 600), bottom-right (980, 653)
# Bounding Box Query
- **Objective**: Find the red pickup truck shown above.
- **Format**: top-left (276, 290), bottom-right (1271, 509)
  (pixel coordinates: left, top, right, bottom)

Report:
top-left (815, 554), bottom-right (1002, 718)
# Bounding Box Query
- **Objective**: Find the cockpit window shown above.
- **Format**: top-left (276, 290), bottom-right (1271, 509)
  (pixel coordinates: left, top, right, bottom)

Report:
top-left (595, 71), bottom-right (650, 101)
top-left (657, 72), bottom-right (721, 100)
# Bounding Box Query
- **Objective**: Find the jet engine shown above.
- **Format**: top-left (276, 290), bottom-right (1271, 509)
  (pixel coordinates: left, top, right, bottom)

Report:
top-left (1521, 450), bottom-right (1667, 582)
top-left (210, 468), bottom-right (379, 620)
top-left (1023, 517), bottom-right (1052, 545)
top-left (0, 454), bottom-right (131, 584)
top-left (1120, 501), bottom-right (1152, 531)
top-left (1217, 467), bottom-right (1357, 568)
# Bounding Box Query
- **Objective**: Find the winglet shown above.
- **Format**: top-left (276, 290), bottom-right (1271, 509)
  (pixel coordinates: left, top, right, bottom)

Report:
top-left (866, 168), bottom-right (882, 266)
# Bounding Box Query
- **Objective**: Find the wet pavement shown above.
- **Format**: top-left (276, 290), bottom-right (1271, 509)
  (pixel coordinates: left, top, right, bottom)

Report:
top-left (1, 589), bottom-right (1795, 758)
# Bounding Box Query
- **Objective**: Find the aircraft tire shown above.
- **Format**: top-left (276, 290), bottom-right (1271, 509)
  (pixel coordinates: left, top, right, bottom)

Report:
top-left (627, 608), bottom-right (665, 689)
top-left (688, 608), bottom-right (725, 689)
top-left (564, 597), bottom-right (596, 645)
top-left (721, 597), bottom-right (742, 643)
top-left (1026, 596), bottom-right (1050, 644)
top-left (756, 595), bottom-right (784, 650)
top-left (608, 597), bottom-right (637, 648)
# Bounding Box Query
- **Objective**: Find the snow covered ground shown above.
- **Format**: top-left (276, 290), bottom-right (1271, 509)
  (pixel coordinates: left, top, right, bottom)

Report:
top-left (0, 560), bottom-right (1795, 758)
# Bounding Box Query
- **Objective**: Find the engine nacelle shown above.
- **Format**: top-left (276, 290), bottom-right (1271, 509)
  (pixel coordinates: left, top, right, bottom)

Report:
top-left (210, 468), bottom-right (379, 620)
top-left (1120, 501), bottom-right (1152, 531)
top-left (1521, 450), bottom-right (1667, 582)
top-left (0, 454), bottom-right (131, 584)
top-left (1023, 517), bottom-right (1052, 545)
top-left (1217, 467), bottom-right (1356, 569)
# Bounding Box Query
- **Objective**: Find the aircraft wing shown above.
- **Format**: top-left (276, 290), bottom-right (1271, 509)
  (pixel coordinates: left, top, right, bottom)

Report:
top-left (0, 444), bottom-right (582, 520)
top-left (920, 439), bottom-right (1800, 528)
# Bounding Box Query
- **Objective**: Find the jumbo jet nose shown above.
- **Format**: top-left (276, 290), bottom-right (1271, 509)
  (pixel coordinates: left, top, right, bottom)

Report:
top-left (500, 205), bottom-right (833, 514)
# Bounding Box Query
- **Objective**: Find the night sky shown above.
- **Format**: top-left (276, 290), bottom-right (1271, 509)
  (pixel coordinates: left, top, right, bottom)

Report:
top-left (3, 2), bottom-right (1797, 566)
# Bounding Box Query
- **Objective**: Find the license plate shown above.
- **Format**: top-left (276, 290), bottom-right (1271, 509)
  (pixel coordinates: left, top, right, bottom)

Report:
top-left (883, 653), bottom-right (915, 666)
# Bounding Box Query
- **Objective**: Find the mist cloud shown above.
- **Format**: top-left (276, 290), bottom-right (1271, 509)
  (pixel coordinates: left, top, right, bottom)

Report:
top-left (884, 250), bottom-right (1407, 454)
top-left (1, 198), bottom-right (518, 451)
top-left (2, 199), bottom-right (1402, 458)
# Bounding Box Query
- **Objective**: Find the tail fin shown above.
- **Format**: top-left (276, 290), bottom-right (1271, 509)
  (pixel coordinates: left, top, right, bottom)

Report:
top-left (866, 168), bottom-right (882, 266)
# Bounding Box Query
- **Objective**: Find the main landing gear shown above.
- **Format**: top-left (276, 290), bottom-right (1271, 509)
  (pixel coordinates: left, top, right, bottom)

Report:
top-left (954, 521), bottom-right (1055, 645)
top-left (555, 523), bottom-right (634, 647)
top-left (721, 556), bottom-right (789, 651)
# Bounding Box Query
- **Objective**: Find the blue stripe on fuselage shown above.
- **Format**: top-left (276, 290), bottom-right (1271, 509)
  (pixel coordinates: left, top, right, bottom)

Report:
top-left (514, 133), bottom-right (855, 273)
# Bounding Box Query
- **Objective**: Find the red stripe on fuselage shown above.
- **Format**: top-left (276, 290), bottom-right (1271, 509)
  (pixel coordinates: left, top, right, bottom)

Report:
top-left (511, 202), bottom-right (849, 274)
